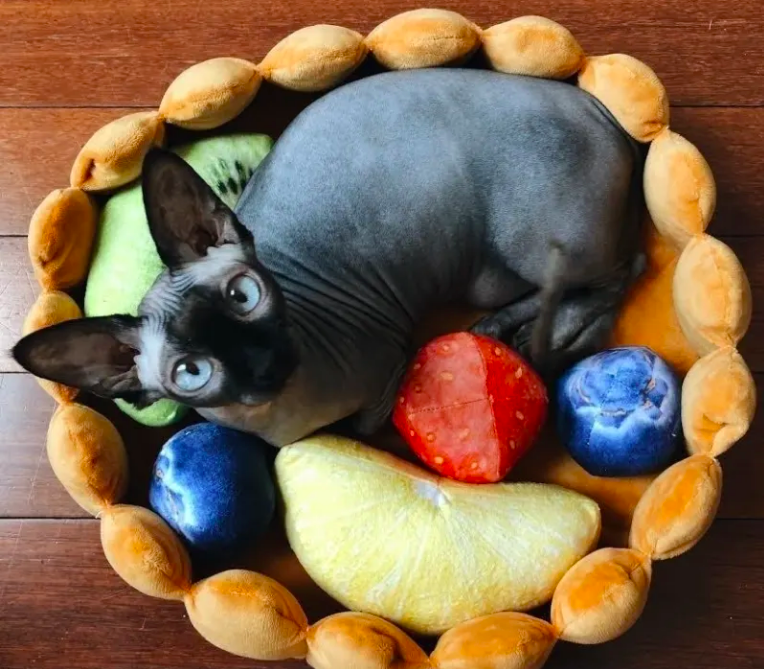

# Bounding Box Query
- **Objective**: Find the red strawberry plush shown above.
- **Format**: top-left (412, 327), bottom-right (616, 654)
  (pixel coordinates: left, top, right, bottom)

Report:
top-left (393, 332), bottom-right (548, 483)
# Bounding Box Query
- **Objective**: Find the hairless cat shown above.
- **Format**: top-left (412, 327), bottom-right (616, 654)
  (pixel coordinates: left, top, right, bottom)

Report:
top-left (14, 68), bottom-right (644, 446)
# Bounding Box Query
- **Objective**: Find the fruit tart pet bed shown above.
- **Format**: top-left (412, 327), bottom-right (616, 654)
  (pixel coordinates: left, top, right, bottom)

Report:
top-left (23, 10), bottom-right (756, 669)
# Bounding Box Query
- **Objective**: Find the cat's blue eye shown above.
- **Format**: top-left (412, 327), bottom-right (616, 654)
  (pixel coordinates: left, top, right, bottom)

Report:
top-left (172, 357), bottom-right (213, 392)
top-left (226, 274), bottom-right (261, 315)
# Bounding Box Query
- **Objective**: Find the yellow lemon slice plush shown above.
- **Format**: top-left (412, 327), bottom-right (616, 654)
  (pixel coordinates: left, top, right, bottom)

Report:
top-left (276, 435), bottom-right (601, 634)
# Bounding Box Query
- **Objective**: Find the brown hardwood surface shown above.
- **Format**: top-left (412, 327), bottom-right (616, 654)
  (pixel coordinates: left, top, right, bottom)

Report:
top-left (0, 108), bottom-right (151, 236)
top-left (1, 1), bottom-right (763, 667)
top-left (1, 0), bottom-right (763, 107)
top-left (0, 239), bottom-right (36, 372)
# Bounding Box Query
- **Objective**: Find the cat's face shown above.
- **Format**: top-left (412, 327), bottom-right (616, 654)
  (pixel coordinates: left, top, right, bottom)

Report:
top-left (13, 149), bottom-right (297, 410)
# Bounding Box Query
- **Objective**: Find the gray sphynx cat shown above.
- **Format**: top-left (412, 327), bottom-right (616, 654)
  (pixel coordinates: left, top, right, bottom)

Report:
top-left (13, 69), bottom-right (644, 447)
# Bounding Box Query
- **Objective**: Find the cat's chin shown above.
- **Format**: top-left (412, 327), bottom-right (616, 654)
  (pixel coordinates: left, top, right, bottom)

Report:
top-left (116, 389), bottom-right (165, 409)
top-left (237, 390), bottom-right (279, 408)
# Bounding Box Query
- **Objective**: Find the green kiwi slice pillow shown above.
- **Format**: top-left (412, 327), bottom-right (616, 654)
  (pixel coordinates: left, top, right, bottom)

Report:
top-left (84, 133), bottom-right (273, 427)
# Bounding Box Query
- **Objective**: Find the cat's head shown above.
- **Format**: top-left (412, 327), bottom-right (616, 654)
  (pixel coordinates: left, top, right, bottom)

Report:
top-left (13, 149), bottom-right (297, 409)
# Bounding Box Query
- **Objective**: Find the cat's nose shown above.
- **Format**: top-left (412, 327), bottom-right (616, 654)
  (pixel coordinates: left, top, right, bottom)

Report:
top-left (245, 346), bottom-right (295, 391)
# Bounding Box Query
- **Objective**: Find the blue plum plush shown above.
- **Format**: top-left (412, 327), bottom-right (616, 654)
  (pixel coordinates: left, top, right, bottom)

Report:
top-left (149, 422), bottom-right (275, 555)
top-left (556, 347), bottom-right (681, 477)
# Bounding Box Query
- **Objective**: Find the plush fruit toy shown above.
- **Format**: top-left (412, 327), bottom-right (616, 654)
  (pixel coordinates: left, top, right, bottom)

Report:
top-left (149, 422), bottom-right (276, 555)
top-left (556, 346), bottom-right (681, 477)
top-left (276, 435), bottom-right (600, 635)
top-left (393, 333), bottom-right (548, 483)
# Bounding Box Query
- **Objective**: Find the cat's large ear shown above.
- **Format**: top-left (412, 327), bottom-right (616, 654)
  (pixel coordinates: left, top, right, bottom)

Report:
top-left (142, 148), bottom-right (251, 269)
top-left (12, 316), bottom-right (149, 404)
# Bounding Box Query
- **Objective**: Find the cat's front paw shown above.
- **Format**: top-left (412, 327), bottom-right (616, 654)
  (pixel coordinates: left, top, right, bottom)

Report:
top-left (469, 314), bottom-right (507, 342)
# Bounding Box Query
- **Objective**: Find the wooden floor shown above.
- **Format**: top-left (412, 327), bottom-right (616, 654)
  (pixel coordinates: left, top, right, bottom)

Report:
top-left (1, 1), bottom-right (763, 667)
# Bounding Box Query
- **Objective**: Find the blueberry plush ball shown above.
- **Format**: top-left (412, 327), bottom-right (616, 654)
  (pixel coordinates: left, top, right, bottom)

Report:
top-left (556, 347), bottom-right (681, 477)
top-left (149, 422), bottom-right (275, 555)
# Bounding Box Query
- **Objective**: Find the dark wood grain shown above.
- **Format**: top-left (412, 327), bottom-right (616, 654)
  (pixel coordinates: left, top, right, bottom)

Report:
top-left (1, 0), bottom-right (764, 107)
top-left (551, 519), bottom-right (764, 669)
top-left (0, 239), bottom-right (36, 371)
top-left (730, 237), bottom-right (764, 371)
top-left (671, 108), bottom-right (764, 238)
top-left (0, 85), bottom-right (326, 234)
top-left (0, 518), bottom-right (762, 668)
top-left (0, 108), bottom-right (151, 236)
top-left (0, 518), bottom-right (339, 669)
top-left (0, 375), bottom-right (76, 518)
top-left (0, 374), bottom-right (196, 519)
top-left (0, 520), bottom-right (287, 669)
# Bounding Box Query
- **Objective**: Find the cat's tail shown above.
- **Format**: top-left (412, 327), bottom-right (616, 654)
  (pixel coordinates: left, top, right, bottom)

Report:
top-left (529, 241), bottom-right (568, 366)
